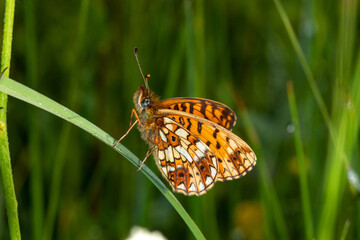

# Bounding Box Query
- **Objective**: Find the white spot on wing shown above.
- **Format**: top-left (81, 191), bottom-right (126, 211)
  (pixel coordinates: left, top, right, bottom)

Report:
top-left (162, 166), bottom-right (167, 174)
top-left (195, 150), bottom-right (205, 159)
top-left (196, 141), bottom-right (207, 154)
top-left (173, 148), bottom-right (180, 159)
top-left (165, 146), bottom-right (174, 163)
top-left (164, 117), bottom-right (173, 124)
top-left (244, 160), bottom-right (251, 169)
top-left (159, 130), bottom-right (167, 142)
top-left (189, 183), bottom-right (196, 192)
top-left (177, 183), bottom-right (186, 190)
top-left (227, 147), bottom-right (234, 154)
top-left (162, 127), bottom-right (169, 134)
top-left (175, 128), bottom-right (189, 138)
top-left (210, 167), bottom-right (217, 178)
top-left (211, 156), bottom-right (217, 166)
top-left (165, 124), bottom-right (174, 131)
top-left (169, 166), bottom-right (175, 172)
top-left (182, 139), bottom-right (191, 146)
top-left (176, 145), bottom-right (193, 163)
top-left (205, 176), bottom-right (212, 185)
top-left (199, 181), bottom-right (205, 191)
top-left (229, 139), bottom-right (237, 149)
top-left (181, 141), bottom-right (190, 150)
top-left (158, 150), bottom-right (165, 160)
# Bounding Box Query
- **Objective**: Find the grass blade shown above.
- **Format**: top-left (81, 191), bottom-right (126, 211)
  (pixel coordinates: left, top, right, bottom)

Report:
top-left (271, 0), bottom-right (336, 143)
top-left (24, 0), bottom-right (44, 238)
top-left (286, 82), bottom-right (314, 240)
top-left (0, 75), bottom-right (206, 240)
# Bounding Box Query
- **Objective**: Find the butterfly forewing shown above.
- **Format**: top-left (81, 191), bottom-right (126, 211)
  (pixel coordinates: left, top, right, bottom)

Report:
top-left (157, 110), bottom-right (256, 182)
top-left (153, 117), bottom-right (218, 196)
top-left (159, 97), bottom-right (237, 131)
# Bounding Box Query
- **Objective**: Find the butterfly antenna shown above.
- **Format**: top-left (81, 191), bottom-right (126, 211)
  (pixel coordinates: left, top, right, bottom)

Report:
top-left (134, 47), bottom-right (150, 91)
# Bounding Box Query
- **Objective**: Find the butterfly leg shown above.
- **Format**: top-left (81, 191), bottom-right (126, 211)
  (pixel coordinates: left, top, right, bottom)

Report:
top-left (136, 145), bottom-right (158, 171)
top-left (113, 109), bottom-right (141, 148)
top-left (0, 67), bottom-right (8, 79)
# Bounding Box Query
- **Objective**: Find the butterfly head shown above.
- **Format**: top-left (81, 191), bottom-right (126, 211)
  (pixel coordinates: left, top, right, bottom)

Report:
top-left (134, 84), bottom-right (152, 112)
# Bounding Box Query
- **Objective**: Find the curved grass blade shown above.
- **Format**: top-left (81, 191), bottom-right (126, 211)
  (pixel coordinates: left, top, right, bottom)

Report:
top-left (0, 75), bottom-right (206, 240)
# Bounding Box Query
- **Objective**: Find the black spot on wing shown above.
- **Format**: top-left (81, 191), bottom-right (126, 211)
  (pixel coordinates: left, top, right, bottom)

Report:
top-left (213, 129), bottom-right (219, 138)
top-left (186, 118), bottom-right (192, 131)
top-left (200, 103), bottom-right (206, 117)
top-left (181, 102), bottom-right (187, 111)
top-left (197, 122), bottom-right (203, 133)
top-left (179, 116), bottom-right (185, 125)
top-left (189, 102), bottom-right (194, 114)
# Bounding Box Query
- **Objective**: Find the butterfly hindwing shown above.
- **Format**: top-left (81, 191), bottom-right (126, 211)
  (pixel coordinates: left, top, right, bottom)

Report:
top-left (158, 97), bottom-right (237, 131)
top-left (157, 110), bottom-right (256, 182)
top-left (153, 116), bottom-right (218, 196)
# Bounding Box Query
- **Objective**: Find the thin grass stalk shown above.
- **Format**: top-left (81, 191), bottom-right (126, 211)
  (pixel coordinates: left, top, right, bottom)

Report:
top-left (43, 0), bottom-right (90, 238)
top-left (318, 1), bottom-right (357, 238)
top-left (184, 0), bottom-right (195, 97)
top-left (193, 0), bottom-right (205, 97)
top-left (24, 0), bottom-right (43, 238)
top-left (351, 48), bottom-right (360, 127)
top-left (271, 0), bottom-right (336, 144)
top-left (317, 112), bottom-right (347, 240)
top-left (339, 220), bottom-right (350, 240)
top-left (0, 0), bottom-right (21, 239)
top-left (235, 97), bottom-right (289, 240)
top-left (286, 82), bottom-right (313, 240)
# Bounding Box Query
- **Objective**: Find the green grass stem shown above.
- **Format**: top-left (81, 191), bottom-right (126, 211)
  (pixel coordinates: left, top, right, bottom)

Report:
top-left (286, 82), bottom-right (314, 240)
top-left (318, 2), bottom-right (358, 239)
top-left (339, 220), bottom-right (350, 240)
top-left (272, 0), bottom-right (336, 143)
top-left (24, 0), bottom-right (43, 238)
top-left (0, 0), bottom-right (21, 238)
top-left (235, 97), bottom-right (289, 240)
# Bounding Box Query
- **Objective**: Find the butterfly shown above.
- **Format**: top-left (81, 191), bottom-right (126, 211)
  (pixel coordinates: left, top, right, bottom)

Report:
top-left (113, 48), bottom-right (257, 196)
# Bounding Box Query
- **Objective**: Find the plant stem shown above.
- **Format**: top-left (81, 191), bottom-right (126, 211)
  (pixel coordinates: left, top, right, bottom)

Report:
top-left (287, 82), bottom-right (314, 240)
top-left (0, 0), bottom-right (21, 239)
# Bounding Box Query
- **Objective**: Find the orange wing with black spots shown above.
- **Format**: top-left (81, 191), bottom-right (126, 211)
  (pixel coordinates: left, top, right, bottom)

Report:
top-left (158, 97), bottom-right (237, 131)
top-left (157, 110), bottom-right (256, 183)
top-left (153, 116), bottom-right (218, 196)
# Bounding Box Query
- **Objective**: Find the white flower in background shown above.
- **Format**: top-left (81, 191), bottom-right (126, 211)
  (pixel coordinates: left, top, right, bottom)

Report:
top-left (126, 226), bottom-right (167, 240)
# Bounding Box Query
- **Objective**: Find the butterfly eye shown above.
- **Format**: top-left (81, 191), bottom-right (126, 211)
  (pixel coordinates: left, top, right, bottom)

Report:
top-left (141, 97), bottom-right (151, 108)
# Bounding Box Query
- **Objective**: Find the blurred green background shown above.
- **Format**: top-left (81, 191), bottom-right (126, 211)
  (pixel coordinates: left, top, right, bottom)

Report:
top-left (1, 0), bottom-right (360, 239)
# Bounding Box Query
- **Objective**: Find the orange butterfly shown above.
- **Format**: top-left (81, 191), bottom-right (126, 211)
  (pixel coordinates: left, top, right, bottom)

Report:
top-left (114, 48), bottom-right (257, 196)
